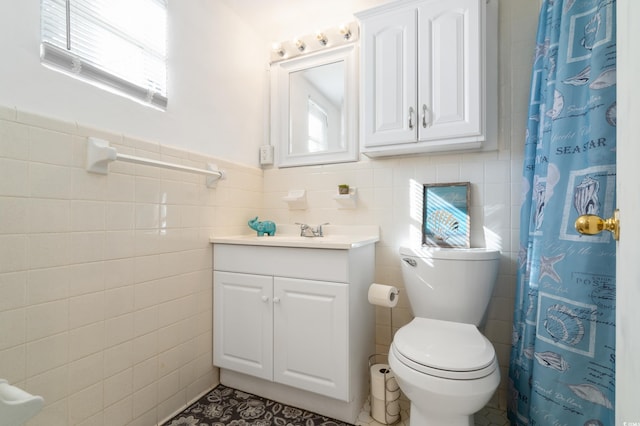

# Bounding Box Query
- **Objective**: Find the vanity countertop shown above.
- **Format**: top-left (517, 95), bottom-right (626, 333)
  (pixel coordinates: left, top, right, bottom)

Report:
top-left (210, 225), bottom-right (379, 250)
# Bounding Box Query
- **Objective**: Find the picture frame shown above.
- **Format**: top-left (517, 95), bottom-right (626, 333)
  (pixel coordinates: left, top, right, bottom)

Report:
top-left (422, 182), bottom-right (470, 248)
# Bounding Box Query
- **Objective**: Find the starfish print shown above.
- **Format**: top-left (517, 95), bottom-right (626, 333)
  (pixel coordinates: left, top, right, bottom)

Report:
top-left (539, 253), bottom-right (565, 283)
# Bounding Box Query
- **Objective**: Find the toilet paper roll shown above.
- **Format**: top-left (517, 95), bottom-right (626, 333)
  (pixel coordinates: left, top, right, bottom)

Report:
top-left (371, 395), bottom-right (400, 424)
top-left (367, 283), bottom-right (399, 308)
top-left (370, 364), bottom-right (400, 400)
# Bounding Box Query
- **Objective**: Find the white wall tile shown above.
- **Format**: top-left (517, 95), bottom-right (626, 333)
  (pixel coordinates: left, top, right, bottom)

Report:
top-left (26, 300), bottom-right (68, 341)
top-left (104, 230), bottom-right (137, 260)
top-left (133, 331), bottom-right (158, 364)
top-left (68, 352), bottom-right (104, 394)
top-left (106, 173), bottom-right (136, 202)
top-left (67, 262), bottom-right (105, 297)
top-left (0, 308), bottom-right (26, 350)
top-left (0, 344), bottom-right (26, 384)
top-left (28, 400), bottom-right (68, 426)
top-left (0, 196), bottom-right (28, 234)
top-left (27, 233), bottom-right (70, 269)
top-left (129, 407), bottom-right (157, 426)
top-left (132, 382), bottom-right (158, 419)
top-left (69, 322), bottom-right (104, 362)
top-left (0, 272), bottom-right (26, 311)
top-left (29, 163), bottom-right (71, 199)
top-left (25, 365), bottom-right (68, 405)
top-left (0, 120), bottom-right (29, 160)
top-left (103, 341), bottom-right (133, 377)
top-left (104, 368), bottom-right (133, 408)
top-left (68, 382), bottom-right (103, 425)
top-left (104, 259), bottom-right (135, 290)
top-left (157, 388), bottom-right (186, 424)
top-left (26, 333), bottom-right (69, 376)
top-left (69, 292), bottom-right (105, 329)
top-left (70, 232), bottom-right (106, 264)
top-left (0, 235), bottom-right (27, 273)
top-left (133, 356), bottom-right (158, 391)
top-left (105, 313), bottom-right (134, 348)
top-left (28, 127), bottom-right (74, 166)
top-left (106, 202), bottom-right (135, 230)
top-left (71, 201), bottom-right (106, 232)
top-left (102, 396), bottom-right (133, 426)
top-left (104, 286), bottom-right (134, 319)
top-left (135, 177), bottom-right (161, 204)
top-left (70, 168), bottom-right (107, 201)
top-left (28, 198), bottom-right (70, 233)
top-left (27, 266), bottom-right (69, 305)
top-left (134, 306), bottom-right (158, 338)
top-left (0, 158), bottom-right (29, 196)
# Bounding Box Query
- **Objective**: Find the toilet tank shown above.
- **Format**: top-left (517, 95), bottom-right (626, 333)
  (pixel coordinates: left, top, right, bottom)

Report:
top-left (399, 247), bottom-right (500, 326)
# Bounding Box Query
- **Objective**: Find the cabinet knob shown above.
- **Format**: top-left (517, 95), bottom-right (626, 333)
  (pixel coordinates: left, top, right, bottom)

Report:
top-left (273, 297), bottom-right (281, 304)
top-left (261, 296), bottom-right (269, 302)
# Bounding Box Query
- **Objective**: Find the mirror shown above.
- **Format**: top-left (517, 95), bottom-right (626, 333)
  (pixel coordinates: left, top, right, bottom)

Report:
top-left (271, 44), bottom-right (358, 167)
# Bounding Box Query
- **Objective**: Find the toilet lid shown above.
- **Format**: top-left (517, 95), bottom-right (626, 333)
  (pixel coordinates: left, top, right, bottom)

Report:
top-left (393, 318), bottom-right (496, 379)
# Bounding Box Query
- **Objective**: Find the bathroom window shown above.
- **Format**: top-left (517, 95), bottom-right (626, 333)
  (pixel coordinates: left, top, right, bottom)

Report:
top-left (307, 98), bottom-right (329, 153)
top-left (40, 0), bottom-right (168, 109)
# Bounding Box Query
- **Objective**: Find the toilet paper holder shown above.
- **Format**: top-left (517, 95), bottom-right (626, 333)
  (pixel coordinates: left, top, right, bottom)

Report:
top-left (368, 353), bottom-right (401, 425)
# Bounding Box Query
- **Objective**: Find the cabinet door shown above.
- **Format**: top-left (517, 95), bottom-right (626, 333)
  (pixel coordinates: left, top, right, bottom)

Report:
top-left (418, 0), bottom-right (482, 141)
top-left (361, 7), bottom-right (418, 147)
top-left (273, 277), bottom-right (349, 401)
top-left (213, 271), bottom-right (273, 380)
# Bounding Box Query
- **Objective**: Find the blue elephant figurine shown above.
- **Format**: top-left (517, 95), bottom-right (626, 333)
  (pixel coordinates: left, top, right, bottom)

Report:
top-left (248, 217), bottom-right (276, 236)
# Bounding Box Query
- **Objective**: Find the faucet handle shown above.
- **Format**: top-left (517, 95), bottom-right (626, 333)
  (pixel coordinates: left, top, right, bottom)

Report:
top-left (295, 222), bottom-right (310, 236)
top-left (317, 222), bottom-right (329, 237)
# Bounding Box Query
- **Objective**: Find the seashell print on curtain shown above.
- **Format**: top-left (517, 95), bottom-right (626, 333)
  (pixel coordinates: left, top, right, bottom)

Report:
top-left (508, 0), bottom-right (617, 425)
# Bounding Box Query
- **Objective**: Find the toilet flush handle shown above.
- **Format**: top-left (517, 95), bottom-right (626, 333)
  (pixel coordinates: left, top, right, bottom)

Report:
top-left (402, 258), bottom-right (417, 267)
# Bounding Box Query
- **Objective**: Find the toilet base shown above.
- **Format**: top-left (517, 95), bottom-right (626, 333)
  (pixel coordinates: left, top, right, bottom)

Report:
top-left (409, 403), bottom-right (474, 426)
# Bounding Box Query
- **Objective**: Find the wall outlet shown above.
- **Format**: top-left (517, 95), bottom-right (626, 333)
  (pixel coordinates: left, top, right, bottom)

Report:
top-left (259, 145), bottom-right (274, 165)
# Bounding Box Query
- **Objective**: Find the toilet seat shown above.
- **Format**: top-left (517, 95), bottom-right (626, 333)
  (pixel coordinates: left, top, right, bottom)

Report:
top-left (392, 318), bottom-right (497, 380)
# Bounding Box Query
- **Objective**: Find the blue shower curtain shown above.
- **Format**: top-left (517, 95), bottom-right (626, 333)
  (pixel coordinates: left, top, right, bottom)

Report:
top-left (508, 1), bottom-right (616, 425)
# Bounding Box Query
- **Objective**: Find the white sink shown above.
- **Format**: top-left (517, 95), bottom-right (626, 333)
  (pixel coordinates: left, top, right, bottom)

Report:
top-left (210, 225), bottom-right (379, 250)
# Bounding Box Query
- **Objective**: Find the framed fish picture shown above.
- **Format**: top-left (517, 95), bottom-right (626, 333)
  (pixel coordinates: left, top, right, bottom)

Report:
top-left (422, 182), bottom-right (470, 248)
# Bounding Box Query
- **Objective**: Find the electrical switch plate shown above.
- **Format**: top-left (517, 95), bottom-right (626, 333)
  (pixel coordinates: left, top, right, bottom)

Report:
top-left (259, 145), bottom-right (274, 165)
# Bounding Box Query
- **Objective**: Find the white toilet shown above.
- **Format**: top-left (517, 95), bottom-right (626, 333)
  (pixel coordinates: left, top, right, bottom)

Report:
top-left (388, 246), bottom-right (501, 426)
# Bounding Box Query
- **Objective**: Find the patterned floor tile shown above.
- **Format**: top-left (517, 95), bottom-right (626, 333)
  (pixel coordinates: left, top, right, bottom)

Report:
top-left (165, 384), bottom-right (509, 426)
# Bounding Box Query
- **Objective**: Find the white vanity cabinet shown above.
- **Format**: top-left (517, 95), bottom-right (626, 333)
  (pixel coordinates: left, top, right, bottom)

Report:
top-left (212, 238), bottom-right (376, 423)
top-left (357, 0), bottom-right (497, 157)
top-left (213, 271), bottom-right (348, 399)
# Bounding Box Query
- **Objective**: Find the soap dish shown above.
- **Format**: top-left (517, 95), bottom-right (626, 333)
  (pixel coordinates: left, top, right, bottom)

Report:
top-left (283, 189), bottom-right (307, 210)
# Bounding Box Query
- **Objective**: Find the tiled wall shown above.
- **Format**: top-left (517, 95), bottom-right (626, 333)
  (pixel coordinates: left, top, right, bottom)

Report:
top-left (0, 105), bottom-right (263, 425)
top-left (261, 0), bottom-right (539, 408)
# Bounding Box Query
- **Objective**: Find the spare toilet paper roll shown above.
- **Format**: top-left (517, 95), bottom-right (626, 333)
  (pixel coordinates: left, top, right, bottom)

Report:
top-left (371, 395), bottom-right (400, 424)
top-left (370, 364), bottom-right (400, 400)
top-left (367, 283), bottom-right (399, 308)
top-left (370, 363), bottom-right (400, 423)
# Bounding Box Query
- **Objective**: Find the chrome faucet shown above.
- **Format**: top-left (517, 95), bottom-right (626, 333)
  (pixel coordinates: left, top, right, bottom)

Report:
top-left (295, 222), bottom-right (329, 237)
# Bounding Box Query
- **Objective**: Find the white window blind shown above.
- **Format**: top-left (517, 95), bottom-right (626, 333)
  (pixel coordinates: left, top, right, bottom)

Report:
top-left (41, 0), bottom-right (168, 109)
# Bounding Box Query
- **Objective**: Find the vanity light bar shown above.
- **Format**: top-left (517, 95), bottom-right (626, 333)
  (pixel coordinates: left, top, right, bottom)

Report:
top-left (270, 21), bottom-right (359, 63)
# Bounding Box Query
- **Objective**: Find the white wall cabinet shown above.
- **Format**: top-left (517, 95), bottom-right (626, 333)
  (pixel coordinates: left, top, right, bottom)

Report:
top-left (357, 0), bottom-right (497, 157)
top-left (212, 242), bottom-right (375, 423)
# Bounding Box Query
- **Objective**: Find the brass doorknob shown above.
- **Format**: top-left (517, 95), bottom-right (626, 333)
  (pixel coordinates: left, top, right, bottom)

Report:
top-left (574, 209), bottom-right (619, 240)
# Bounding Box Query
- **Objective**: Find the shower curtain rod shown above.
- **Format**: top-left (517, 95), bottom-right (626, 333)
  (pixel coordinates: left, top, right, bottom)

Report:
top-left (86, 137), bottom-right (225, 188)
